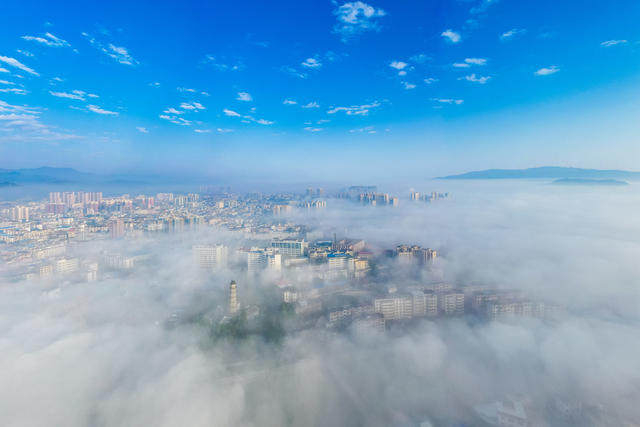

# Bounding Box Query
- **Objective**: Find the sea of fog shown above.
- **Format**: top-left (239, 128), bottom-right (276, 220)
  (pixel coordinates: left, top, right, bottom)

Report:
top-left (0, 180), bottom-right (639, 426)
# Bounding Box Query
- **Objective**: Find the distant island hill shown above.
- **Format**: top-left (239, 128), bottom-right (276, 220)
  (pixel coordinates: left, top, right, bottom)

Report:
top-left (0, 167), bottom-right (160, 186)
top-left (436, 167), bottom-right (639, 184)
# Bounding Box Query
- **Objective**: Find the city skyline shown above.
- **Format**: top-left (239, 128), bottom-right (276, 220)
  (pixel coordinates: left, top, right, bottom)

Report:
top-left (1, 0), bottom-right (640, 180)
top-left (1, 3), bottom-right (640, 425)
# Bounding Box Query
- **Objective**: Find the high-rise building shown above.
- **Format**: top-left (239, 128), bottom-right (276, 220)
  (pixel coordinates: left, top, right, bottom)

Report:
top-left (86, 263), bottom-right (98, 282)
top-left (10, 206), bottom-right (29, 221)
top-left (411, 291), bottom-right (438, 317)
top-left (271, 238), bottom-right (307, 257)
top-left (267, 251), bottom-right (282, 271)
top-left (374, 296), bottom-right (414, 320)
top-left (193, 245), bottom-right (228, 270)
top-left (47, 203), bottom-right (65, 214)
top-left (108, 218), bottom-right (125, 238)
top-left (395, 245), bottom-right (437, 265)
top-left (438, 292), bottom-right (465, 316)
top-left (229, 280), bottom-right (239, 314)
top-left (247, 248), bottom-right (281, 272)
top-left (54, 258), bottom-right (79, 275)
top-left (327, 253), bottom-right (349, 270)
top-left (247, 248), bottom-right (267, 272)
top-left (62, 192), bottom-right (75, 209)
top-left (375, 292), bottom-right (438, 320)
top-left (49, 192), bottom-right (62, 204)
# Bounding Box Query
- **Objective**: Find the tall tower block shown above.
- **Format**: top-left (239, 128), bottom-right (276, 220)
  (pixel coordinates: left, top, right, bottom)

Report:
top-left (229, 280), bottom-right (239, 314)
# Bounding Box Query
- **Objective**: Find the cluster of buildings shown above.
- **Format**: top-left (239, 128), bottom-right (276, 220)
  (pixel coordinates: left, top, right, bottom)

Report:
top-left (391, 244), bottom-right (437, 265)
top-left (1, 185), bottom-right (554, 333)
top-left (410, 190), bottom-right (450, 202)
top-left (336, 185), bottom-right (399, 207)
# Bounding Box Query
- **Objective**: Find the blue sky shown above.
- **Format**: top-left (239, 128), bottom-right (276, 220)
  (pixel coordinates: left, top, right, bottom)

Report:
top-left (1, 0), bottom-right (639, 180)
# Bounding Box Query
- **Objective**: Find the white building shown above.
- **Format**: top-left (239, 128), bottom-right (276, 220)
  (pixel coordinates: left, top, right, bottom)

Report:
top-left (247, 248), bottom-right (267, 272)
top-left (374, 296), bottom-right (414, 320)
top-left (193, 244), bottom-right (228, 269)
top-left (271, 238), bottom-right (307, 258)
top-left (438, 292), bottom-right (465, 316)
top-left (54, 258), bottom-right (79, 275)
top-left (10, 206), bottom-right (29, 222)
top-left (248, 248), bottom-right (282, 272)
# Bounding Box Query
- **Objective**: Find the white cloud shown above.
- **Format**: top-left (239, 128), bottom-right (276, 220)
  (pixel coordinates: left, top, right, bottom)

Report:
top-left (177, 87), bottom-right (196, 93)
top-left (302, 101), bottom-right (320, 109)
top-left (301, 58), bottom-right (322, 68)
top-left (216, 128), bottom-right (233, 133)
top-left (223, 109), bottom-right (241, 117)
top-left (194, 129), bottom-right (211, 133)
top-left (500, 28), bottom-right (526, 40)
top-left (403, 82), bottom-right (416, 90)
top-left (465, 57), bottom-right (487, 65)
top-left (432, 98), bottom-right (464, 105)
top-left (203, 54), bottom-right (242, 71)
top-left (0, 99), bottom-right (82, 140)
top-left (0, 80), bottom-right (14, 85)
top-left (82, 33), bottom-right (138, 65)
top-left (441, 29), bottom-right (461, 43)
top-left (159, 114), bottom-right (192, 126)
top-left (424, 77), bottom-right (438, 84)
top-left (164, 107), bottom-right (183, 115)
top-left (283, 99), bottom-right (297, 105)
top-left (333, 1), bottom-right (386, 41)
top-left (179, 102), bottom-right (205, 111)
top-left (327, 101), bottom-right (381, 116)
top-left (389, 61), bottom-right (408, 70)
top-left (282, 66), bottom-right (308, 79)
top-left (160, 114), bottom-right (191, 125)
top-left (453, 58), bottom-right (486, 68)
top-left (223, 109), bottom-right (273, 125)
top-left (106, 44), bottom-right (137, 65)
top-left (350, 125), bottom-right (376, 134)
top-left (600, 40), bottom-right (628, 47)
top-left (304, 127), bottom-right (323, 132)
top-left (0, 56), bottom-right (39, 76)
top-left (87, 105), bottom-right (119, 115)
top-left (459, 73), bottom-right (491, 84)
top-left (0, 88), bottom-right (28, 95)
top-left (236, 92), bottom-right (252, 102)
top-left (534, 65), bottom-right (559, 76)
top-left (0, 67), bottom-right (9, 73)
top-left (49, 91), bottom-right (85, 100)
top-left (22, 32), bottom-right (70, 48)
top-left (16, 49), bottom-right (34, 57)
top-left (136, 126), bottom-right (148, 133)
top-left (149, 82), bottom-right (161, 87)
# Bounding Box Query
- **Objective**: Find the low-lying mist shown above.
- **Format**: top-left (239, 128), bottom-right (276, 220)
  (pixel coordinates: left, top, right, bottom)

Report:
top-left (1, 181), bottom-right (639, 426)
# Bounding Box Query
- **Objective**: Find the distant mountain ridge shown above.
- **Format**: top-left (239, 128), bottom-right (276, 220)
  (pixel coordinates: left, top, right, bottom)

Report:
top-left (0, 167), bottom-right (147, 186)
top-left (436, 167), bottom-right (640, 180)
top-left (0, 167), bottom-right (97, 184)
top-left (0, 167), bottom-right (205, 186)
